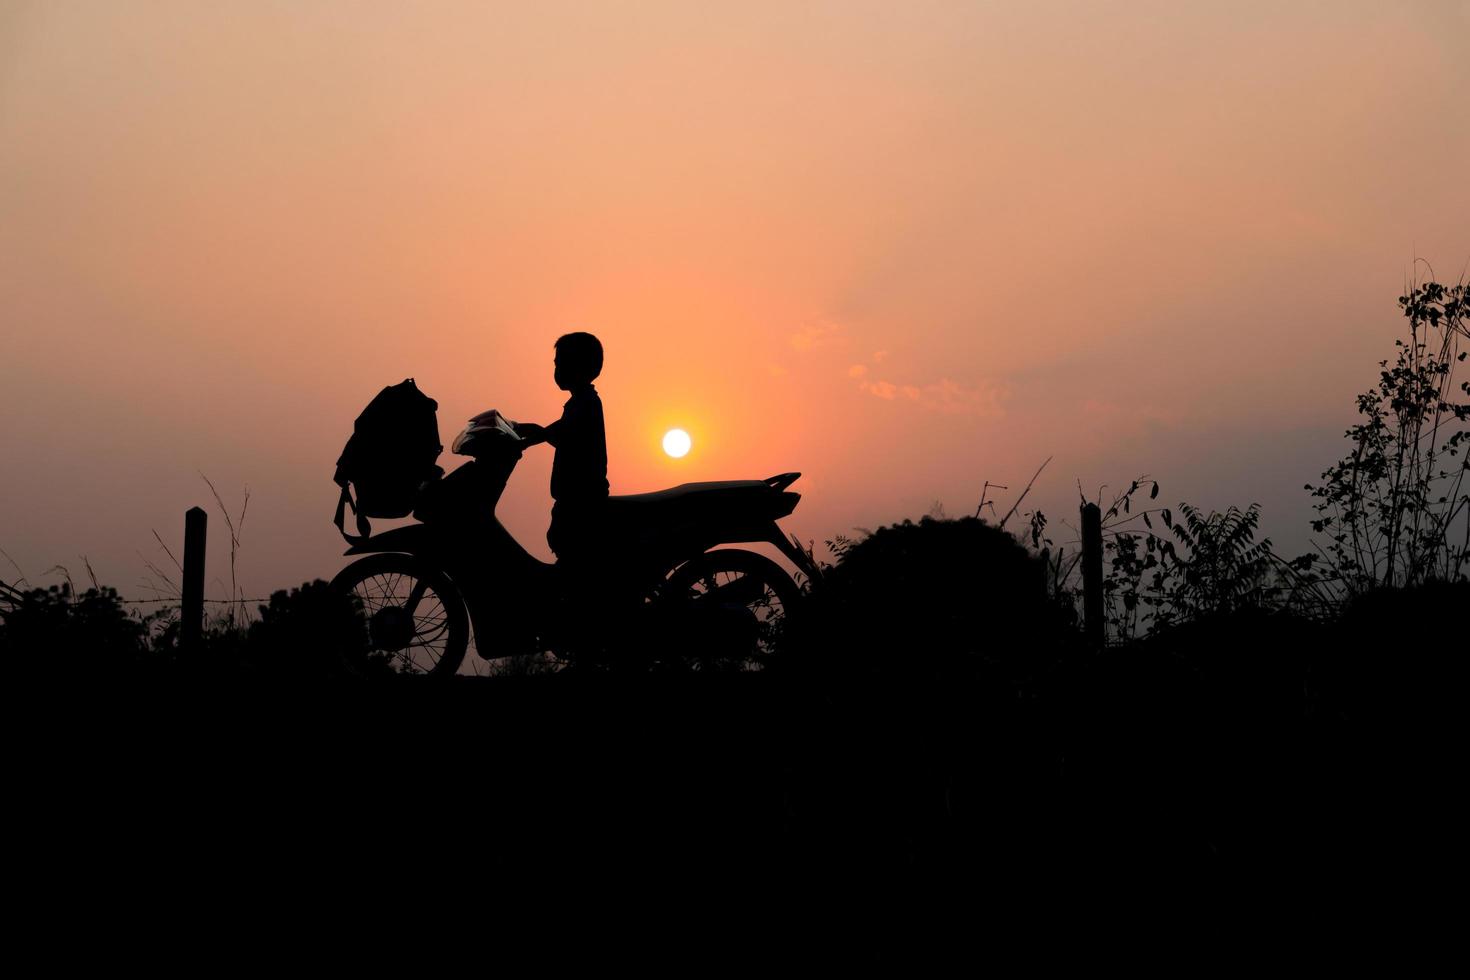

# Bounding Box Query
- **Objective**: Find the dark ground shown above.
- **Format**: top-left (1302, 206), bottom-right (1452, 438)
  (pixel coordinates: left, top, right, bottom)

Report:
top-left (7, 558), bottom-right (1460, 904)
top-left (13, 655), bottom-right (1437, 899)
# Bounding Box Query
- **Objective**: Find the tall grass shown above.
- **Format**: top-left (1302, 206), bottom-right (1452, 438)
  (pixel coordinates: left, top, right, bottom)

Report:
top-left (199, 472), bottom-right (250, 627)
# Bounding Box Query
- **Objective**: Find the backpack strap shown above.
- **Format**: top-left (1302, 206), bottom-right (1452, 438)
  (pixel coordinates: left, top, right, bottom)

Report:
top-left (333, 482), bottom-right (372, 545)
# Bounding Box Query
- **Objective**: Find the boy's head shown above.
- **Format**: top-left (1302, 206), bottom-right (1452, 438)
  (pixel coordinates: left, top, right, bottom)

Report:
top-left (554, 332), bottom-right (603, 390)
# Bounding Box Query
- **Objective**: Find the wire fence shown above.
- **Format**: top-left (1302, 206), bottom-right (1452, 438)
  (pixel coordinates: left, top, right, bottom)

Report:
top-left (116, 597), bottom-right (276, 606)
top-left (0, 581), bottom-right (277, 612)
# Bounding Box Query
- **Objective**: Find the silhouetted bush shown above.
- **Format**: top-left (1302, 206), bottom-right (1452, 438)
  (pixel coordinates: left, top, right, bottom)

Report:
top-left (1314, 578), bottom-right (1470, 726)
top-left (789, 516), bottom-right (1077, 681)
top-left (0, 583), bottom-right (148, 679)
top-left (1141, 607), bottom-right (1317, 727)
top-left (235, 580), bottom-right (389, 680)
top-left (0, 579), bottom-right (387, 681)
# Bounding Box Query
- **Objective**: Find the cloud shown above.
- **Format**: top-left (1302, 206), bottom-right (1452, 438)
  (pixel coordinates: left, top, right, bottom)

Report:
top-left (919, 378), bottom-right (1010, 416)
top-left (856, 375), bottom-right (1009, 417)
top-left (845, 347), bottom-right (1008, 416)
top-left (788, 322), bottom-right (844, 352)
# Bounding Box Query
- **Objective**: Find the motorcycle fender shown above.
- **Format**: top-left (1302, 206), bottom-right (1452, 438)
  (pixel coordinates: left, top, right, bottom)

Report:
top-left (699, 520), bottom-right (822, 584)
top-left (342, 523), bottom-right (436, 556)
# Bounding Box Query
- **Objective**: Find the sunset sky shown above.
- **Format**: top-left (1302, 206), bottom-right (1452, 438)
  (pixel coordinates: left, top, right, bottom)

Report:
top-left (2, 0), bottom-right (1467, 603)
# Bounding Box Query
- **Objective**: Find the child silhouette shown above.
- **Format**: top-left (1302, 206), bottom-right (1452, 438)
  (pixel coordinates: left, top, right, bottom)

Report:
top-left (514, 332), bottom-right (610, 565)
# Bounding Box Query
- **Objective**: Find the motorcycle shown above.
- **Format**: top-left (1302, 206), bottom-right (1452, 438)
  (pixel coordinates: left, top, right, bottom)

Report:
top-left (328, 411), bottom-right (819, 676)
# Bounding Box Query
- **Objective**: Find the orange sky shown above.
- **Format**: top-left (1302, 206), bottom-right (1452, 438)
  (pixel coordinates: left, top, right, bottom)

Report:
top-left (2, 1), bottom-right (1467, 602)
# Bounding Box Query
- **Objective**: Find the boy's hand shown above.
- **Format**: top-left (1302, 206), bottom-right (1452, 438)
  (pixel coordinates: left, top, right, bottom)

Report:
top-left (516, 422), bottom-right (545, 443)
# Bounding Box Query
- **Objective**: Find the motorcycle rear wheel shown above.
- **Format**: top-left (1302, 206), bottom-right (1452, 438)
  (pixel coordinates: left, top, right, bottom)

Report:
top-left (661, 549), bottom-right (802, 671)
top-left (329, 553), bottom-right (469, 678)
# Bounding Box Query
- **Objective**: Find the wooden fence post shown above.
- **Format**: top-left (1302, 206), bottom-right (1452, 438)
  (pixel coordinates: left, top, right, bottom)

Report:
top-left (1081, 502), bottom-right (1103, 649)
top-left (181, 506), bottom-right (207, 652)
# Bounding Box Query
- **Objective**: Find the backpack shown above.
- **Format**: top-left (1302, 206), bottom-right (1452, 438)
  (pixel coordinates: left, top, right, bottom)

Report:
top-left (332, 378), bottom-right (444, 543)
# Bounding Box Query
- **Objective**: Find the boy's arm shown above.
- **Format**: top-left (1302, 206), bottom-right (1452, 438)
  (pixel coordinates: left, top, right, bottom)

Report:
top-left (515, 415), bottom-right (567, 447)
top-left (515, 421), bottom-right (549, 445)
top-left (530, 397), bottom-right (589, 447)
top-left (517, 392), bottom-right (592, 447)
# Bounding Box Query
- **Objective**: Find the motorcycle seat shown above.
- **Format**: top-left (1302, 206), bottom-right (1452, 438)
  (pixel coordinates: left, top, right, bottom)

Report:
top-left (608, 480), bottom-right (767, 508)
top-left (602, 477), bottom-right (801, 536)
top-left (604, 481), bottom-right (774, 527)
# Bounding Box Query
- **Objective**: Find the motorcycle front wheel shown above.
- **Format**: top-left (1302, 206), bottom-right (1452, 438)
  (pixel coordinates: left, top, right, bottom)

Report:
top-left (329, 553), bottom-right (469, 677)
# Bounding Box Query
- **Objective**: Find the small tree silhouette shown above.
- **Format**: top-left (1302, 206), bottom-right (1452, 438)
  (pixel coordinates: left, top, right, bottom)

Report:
top-left (1306, 276), bottom-right (1469, 593)
top-left (1158, 503), bottom-right (1275, 619)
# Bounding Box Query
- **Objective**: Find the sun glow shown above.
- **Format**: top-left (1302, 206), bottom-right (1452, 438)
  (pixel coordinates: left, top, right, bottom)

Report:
top-left (663, 429), bottom-right (692, 458)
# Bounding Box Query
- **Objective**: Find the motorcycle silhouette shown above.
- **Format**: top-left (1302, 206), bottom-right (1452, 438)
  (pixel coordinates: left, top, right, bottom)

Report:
top-left (329, 411), bottom-right (817, 675)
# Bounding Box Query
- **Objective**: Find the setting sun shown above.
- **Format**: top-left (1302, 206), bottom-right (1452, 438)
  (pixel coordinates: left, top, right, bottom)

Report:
top-left (663, 429), bottom-right (692, 459)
